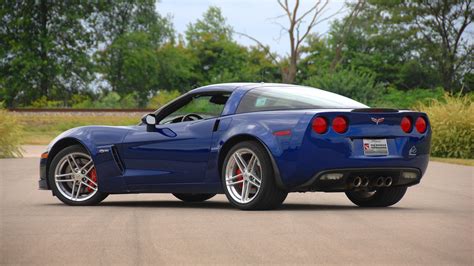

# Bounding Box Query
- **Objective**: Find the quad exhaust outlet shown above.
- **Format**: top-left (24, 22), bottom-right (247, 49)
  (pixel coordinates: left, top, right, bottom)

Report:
top-left (351, 176), bottom-right (394, 188)
top-left (374, 177), bottom-right (393, 187)
top-left (352, 176), bottom-right (362, 187)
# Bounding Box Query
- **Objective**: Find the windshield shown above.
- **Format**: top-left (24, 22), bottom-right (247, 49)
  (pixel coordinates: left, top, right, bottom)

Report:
top-left (236, 86), bottom-right (368, 113)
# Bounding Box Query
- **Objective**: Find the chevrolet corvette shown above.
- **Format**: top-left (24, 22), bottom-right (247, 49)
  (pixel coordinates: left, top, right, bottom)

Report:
top-left (38, 83), bottom-right (431, 210)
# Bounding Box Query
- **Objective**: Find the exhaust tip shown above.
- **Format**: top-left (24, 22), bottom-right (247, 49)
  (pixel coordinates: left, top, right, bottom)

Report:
top-left (384, 177), bottom-right (393, 187)
top-left (375, 177), bottom-right (384, 187)
top-left (352, 177), bottom-right (362, 187)
top-left (361, 177), bottom-right (369, 187)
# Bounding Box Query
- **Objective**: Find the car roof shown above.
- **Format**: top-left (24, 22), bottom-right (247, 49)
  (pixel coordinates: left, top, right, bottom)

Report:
top-left (189, 82), bottom-right (303, 94)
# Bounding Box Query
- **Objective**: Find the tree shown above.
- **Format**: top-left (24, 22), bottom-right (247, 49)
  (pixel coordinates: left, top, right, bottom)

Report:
top-left (330, 0), bottom-right (473, 91)
top-left (403, 0), bottom-right (473, 92)
top-left (98, 32), bottom-right (161, 107)
top-left (276, 0), bottom-right (341, 83)
top-left (237, 0), bottom-right (342, 83)
top-left (185, 7), bottom-right (253, 85)
top-left (329, 0), bottom-right (366, 71)
top-left (0, 1), bottom-right (101, 107)
top-left (95, 0), bottom-right (174, 96)
top-left (155, 42), bottom-right (199, 92)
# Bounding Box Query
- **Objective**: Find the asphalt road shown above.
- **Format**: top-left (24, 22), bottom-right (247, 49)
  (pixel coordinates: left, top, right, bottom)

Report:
top-left (0, 158), bottom-right (472, 265)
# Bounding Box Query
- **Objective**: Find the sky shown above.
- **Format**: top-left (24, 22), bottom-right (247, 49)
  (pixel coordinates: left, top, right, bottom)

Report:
top-left (157, 0), bottom-right (348, 56)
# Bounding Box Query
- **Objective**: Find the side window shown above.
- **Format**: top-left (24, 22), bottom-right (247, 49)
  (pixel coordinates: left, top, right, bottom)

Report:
top-left (159, 94), bottom-right (229, 124)
top-left (236, 91), bottom-right (289, 113)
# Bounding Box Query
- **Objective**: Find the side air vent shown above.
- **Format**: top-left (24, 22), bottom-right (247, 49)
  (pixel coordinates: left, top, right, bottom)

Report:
top-left (351, 108), bottom-right (399, 113)
top-left (111, 146), bottom-right (125, 173)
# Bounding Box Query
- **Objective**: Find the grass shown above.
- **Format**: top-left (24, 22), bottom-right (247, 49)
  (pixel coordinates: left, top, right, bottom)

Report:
top-left (12, 113), bottom-right (142, 145)
top-left (430, 157), bottom-right (474, 166)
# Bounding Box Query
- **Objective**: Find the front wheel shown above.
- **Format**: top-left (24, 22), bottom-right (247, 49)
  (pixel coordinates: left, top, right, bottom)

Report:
top-left (173, 193), bottom-right (216, 202)
top-left (222, 141), bottom-right (287, 210)
top-left (48, 145), bottom-right (108, 206)
top-left (345, 187), bottom-right (408, 207)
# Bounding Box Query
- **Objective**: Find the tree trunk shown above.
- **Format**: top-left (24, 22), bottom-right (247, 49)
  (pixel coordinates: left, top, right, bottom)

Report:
top-left (39, 0), bottom-right (49, 98)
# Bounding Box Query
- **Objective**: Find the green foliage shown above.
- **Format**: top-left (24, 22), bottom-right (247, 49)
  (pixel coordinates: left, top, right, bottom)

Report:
top-left (185, 6), bottom-right (233, 45)
top-left (0, 110), bottom-right (23, 158)
top-left (147, 90), bottom-right (181, 109)
top-left (155, 43), bottom-right (199, 91)
top-left (0, 1), bottom-right (101, 107)
top-left (417, 94), bottom-right (473, 159)
top-left (72, 92), bottom-right (139, 109)
top-left (374, 87), bottom-right (445, 109)
top-left (30, 96), bottom-right (63, 108)
top-left (97, 31), bottom-right (161, 107)
top-left (303, 68), bottom-right (385, 104)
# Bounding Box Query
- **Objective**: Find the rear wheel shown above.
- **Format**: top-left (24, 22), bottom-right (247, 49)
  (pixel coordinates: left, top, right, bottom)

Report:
top-left (222, 141), bottom-right (287, 210)
top-left (48, 145), bottom-right (108, 206)
top-left (173, 193), bottom-right (215, 202)
top-left (345, 187), bottom-right (407, 207)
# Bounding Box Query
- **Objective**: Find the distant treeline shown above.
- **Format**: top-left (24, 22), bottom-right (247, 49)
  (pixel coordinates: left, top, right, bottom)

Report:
top-left (1, 0), bottom-right (472, 108)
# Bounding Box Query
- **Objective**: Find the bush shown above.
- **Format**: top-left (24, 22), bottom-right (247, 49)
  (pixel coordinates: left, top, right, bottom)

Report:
top-left (374, 87), bottom-right (445, 109)
top-left (71, 92), bottom-right (139, 109)
top-left (31, 96), bottom-right (63, 108)
top-left (417, 94), bottom-right (473, 158)
top-left (303, 68), bottom-right (385, 105)
top-left (147, 90), bottom-right (181, 109)
top-left (0, 109), bottom-right (23, 158)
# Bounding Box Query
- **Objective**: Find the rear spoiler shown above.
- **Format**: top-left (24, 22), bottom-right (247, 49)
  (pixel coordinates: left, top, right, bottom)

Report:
top-left (351, 108), bottom-right (399, 113)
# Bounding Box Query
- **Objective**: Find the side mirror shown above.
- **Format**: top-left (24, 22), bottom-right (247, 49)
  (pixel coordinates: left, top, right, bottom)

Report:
top-left (142, 113), bottom-right (156, 132)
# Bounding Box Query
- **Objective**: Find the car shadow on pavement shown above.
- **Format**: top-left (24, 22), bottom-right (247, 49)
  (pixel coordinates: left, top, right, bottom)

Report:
top-left (69, 200), bottom-right (418, 211)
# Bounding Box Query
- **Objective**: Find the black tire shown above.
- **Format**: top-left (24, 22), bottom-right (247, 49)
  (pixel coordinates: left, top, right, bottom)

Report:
top-left (222, 141), bottom-right (288, 210)
top-left (345, 187), bottom-right (408, 207)
top-left (48, 145), bottom-right (108, 206)
top-left (173, 193), bottom-right (216, 202)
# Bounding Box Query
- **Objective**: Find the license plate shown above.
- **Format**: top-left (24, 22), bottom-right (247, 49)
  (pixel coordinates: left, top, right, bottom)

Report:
top-left (363, 139), bottom-right (388, 156)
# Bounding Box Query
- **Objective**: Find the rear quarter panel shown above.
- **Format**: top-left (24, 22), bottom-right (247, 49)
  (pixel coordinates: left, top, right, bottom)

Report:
top-left (214, 110), bottom-right (431, 189)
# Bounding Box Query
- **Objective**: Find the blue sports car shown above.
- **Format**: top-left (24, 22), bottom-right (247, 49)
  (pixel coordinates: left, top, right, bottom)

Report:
top-left (38, 83), bottom-right (431, 210)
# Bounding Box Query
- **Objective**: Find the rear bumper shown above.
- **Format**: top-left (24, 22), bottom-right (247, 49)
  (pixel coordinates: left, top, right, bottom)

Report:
top-left (293, 167), bottom-right (421, 192)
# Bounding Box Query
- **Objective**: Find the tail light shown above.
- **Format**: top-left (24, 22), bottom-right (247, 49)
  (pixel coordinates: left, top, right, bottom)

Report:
top-left (400, 116), bottom-right (412, 133)
top-left (312, 117), bottom-right (328, 134)
top-left (415, 117), bottom-right (427, 133)
top-left (332, 116), bottom-right (348, 133)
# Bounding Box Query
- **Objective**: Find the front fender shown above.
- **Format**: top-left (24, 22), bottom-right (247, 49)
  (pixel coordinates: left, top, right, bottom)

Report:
top-left (46, 126), bottom-right (134, 193)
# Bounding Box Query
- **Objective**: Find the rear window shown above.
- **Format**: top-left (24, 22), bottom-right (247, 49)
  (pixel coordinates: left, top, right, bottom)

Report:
top-left (236, 86), bottom-right (367, 113)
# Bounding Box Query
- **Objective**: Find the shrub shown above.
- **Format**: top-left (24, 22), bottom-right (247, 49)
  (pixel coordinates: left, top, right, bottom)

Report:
top-left (0, 109), bottom-right (23, 158)
top-left (417, 94), bottom-right (473, 158)
top-left (71, 92), bottom-right (139, 109)
top-left (31, 96), bottom-right (63, 108)
top-left (147, 90), bottom-right (181, 109)
top-left (303, 68), bottom-right (385, 105)
top-left (374, 87), bottom-right (445, 109)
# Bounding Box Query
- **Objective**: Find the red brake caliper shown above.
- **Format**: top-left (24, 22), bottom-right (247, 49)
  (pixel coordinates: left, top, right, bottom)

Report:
top-left (87, 168), bottom-right (97, 192)
top-left (235, 168), bottom-right (243, 189)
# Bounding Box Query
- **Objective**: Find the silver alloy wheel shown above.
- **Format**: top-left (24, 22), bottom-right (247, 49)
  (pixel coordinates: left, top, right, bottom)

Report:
top-left (54, 152), bottom-right (98, 202)
top-left (225, 148), bottom-right (262, 204)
